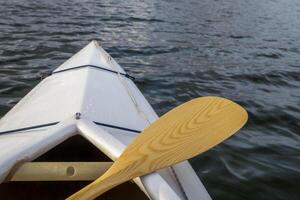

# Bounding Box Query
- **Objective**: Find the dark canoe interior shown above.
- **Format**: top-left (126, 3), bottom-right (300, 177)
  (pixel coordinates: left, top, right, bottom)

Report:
top-left (0, 135), bottom-right (148, 200)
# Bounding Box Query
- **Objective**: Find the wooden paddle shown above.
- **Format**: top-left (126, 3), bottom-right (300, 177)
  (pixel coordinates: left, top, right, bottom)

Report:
top-left (68, 96), bottom-right (248, 200)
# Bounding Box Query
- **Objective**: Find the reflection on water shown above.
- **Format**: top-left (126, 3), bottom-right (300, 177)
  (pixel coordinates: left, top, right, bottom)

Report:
top-left (0, 0), bottom-right (299, 199)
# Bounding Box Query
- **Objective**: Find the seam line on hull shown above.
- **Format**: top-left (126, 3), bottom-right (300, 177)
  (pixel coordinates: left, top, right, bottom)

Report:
top-left (52, 65), bottom-right (135, 80)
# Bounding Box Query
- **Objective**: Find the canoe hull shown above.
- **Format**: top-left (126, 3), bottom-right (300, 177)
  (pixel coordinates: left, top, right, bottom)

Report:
top-left (0, 41), bottom-right (211, 200)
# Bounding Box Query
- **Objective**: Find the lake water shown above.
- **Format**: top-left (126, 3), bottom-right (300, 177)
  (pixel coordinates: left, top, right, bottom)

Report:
top-left (0, 0), bottom-right (299, 199)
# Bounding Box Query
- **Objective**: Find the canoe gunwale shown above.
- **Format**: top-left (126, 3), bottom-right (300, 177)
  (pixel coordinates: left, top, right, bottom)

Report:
top-left (1, 116), bottom-right (182, 199)
top-left (76, 118), bottom-right (182, 200)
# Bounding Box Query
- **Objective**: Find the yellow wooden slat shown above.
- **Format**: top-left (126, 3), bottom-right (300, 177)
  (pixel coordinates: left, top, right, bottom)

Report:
top-left (7, 162), bottom-right (112, 181)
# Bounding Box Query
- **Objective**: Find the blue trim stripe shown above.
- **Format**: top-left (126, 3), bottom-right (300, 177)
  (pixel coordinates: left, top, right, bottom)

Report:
top-left (93, 121), bottom-right (141, 133)
top-left (0, 121), bottom-right (140, 135)
top-left (0, 122), bottom-right (60, 135)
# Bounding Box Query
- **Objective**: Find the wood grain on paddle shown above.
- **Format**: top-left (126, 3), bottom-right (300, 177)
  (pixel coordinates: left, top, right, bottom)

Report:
top-left (68, 96), bottom-right (248, 200)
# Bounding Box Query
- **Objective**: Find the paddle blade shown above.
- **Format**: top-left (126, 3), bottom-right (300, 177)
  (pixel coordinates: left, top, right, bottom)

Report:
top-left (115, 96), bottom-right (248, 173)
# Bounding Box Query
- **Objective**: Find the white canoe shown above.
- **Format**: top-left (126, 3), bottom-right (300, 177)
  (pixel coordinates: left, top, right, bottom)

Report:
top-left (0, 41), bottom-right (211, 200)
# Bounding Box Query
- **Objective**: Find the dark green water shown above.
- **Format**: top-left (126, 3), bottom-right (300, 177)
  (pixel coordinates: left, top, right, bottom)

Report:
top-left (0, 0), bottom-right (299, 199)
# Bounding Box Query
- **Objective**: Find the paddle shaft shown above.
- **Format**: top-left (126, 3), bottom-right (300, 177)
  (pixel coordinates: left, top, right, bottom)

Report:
top-left (68, 96), bottom-right (248, 200)
top-left (67, 169), bottom-right (129, 200)
top-left (68, 155), bottom-right (150, 199)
